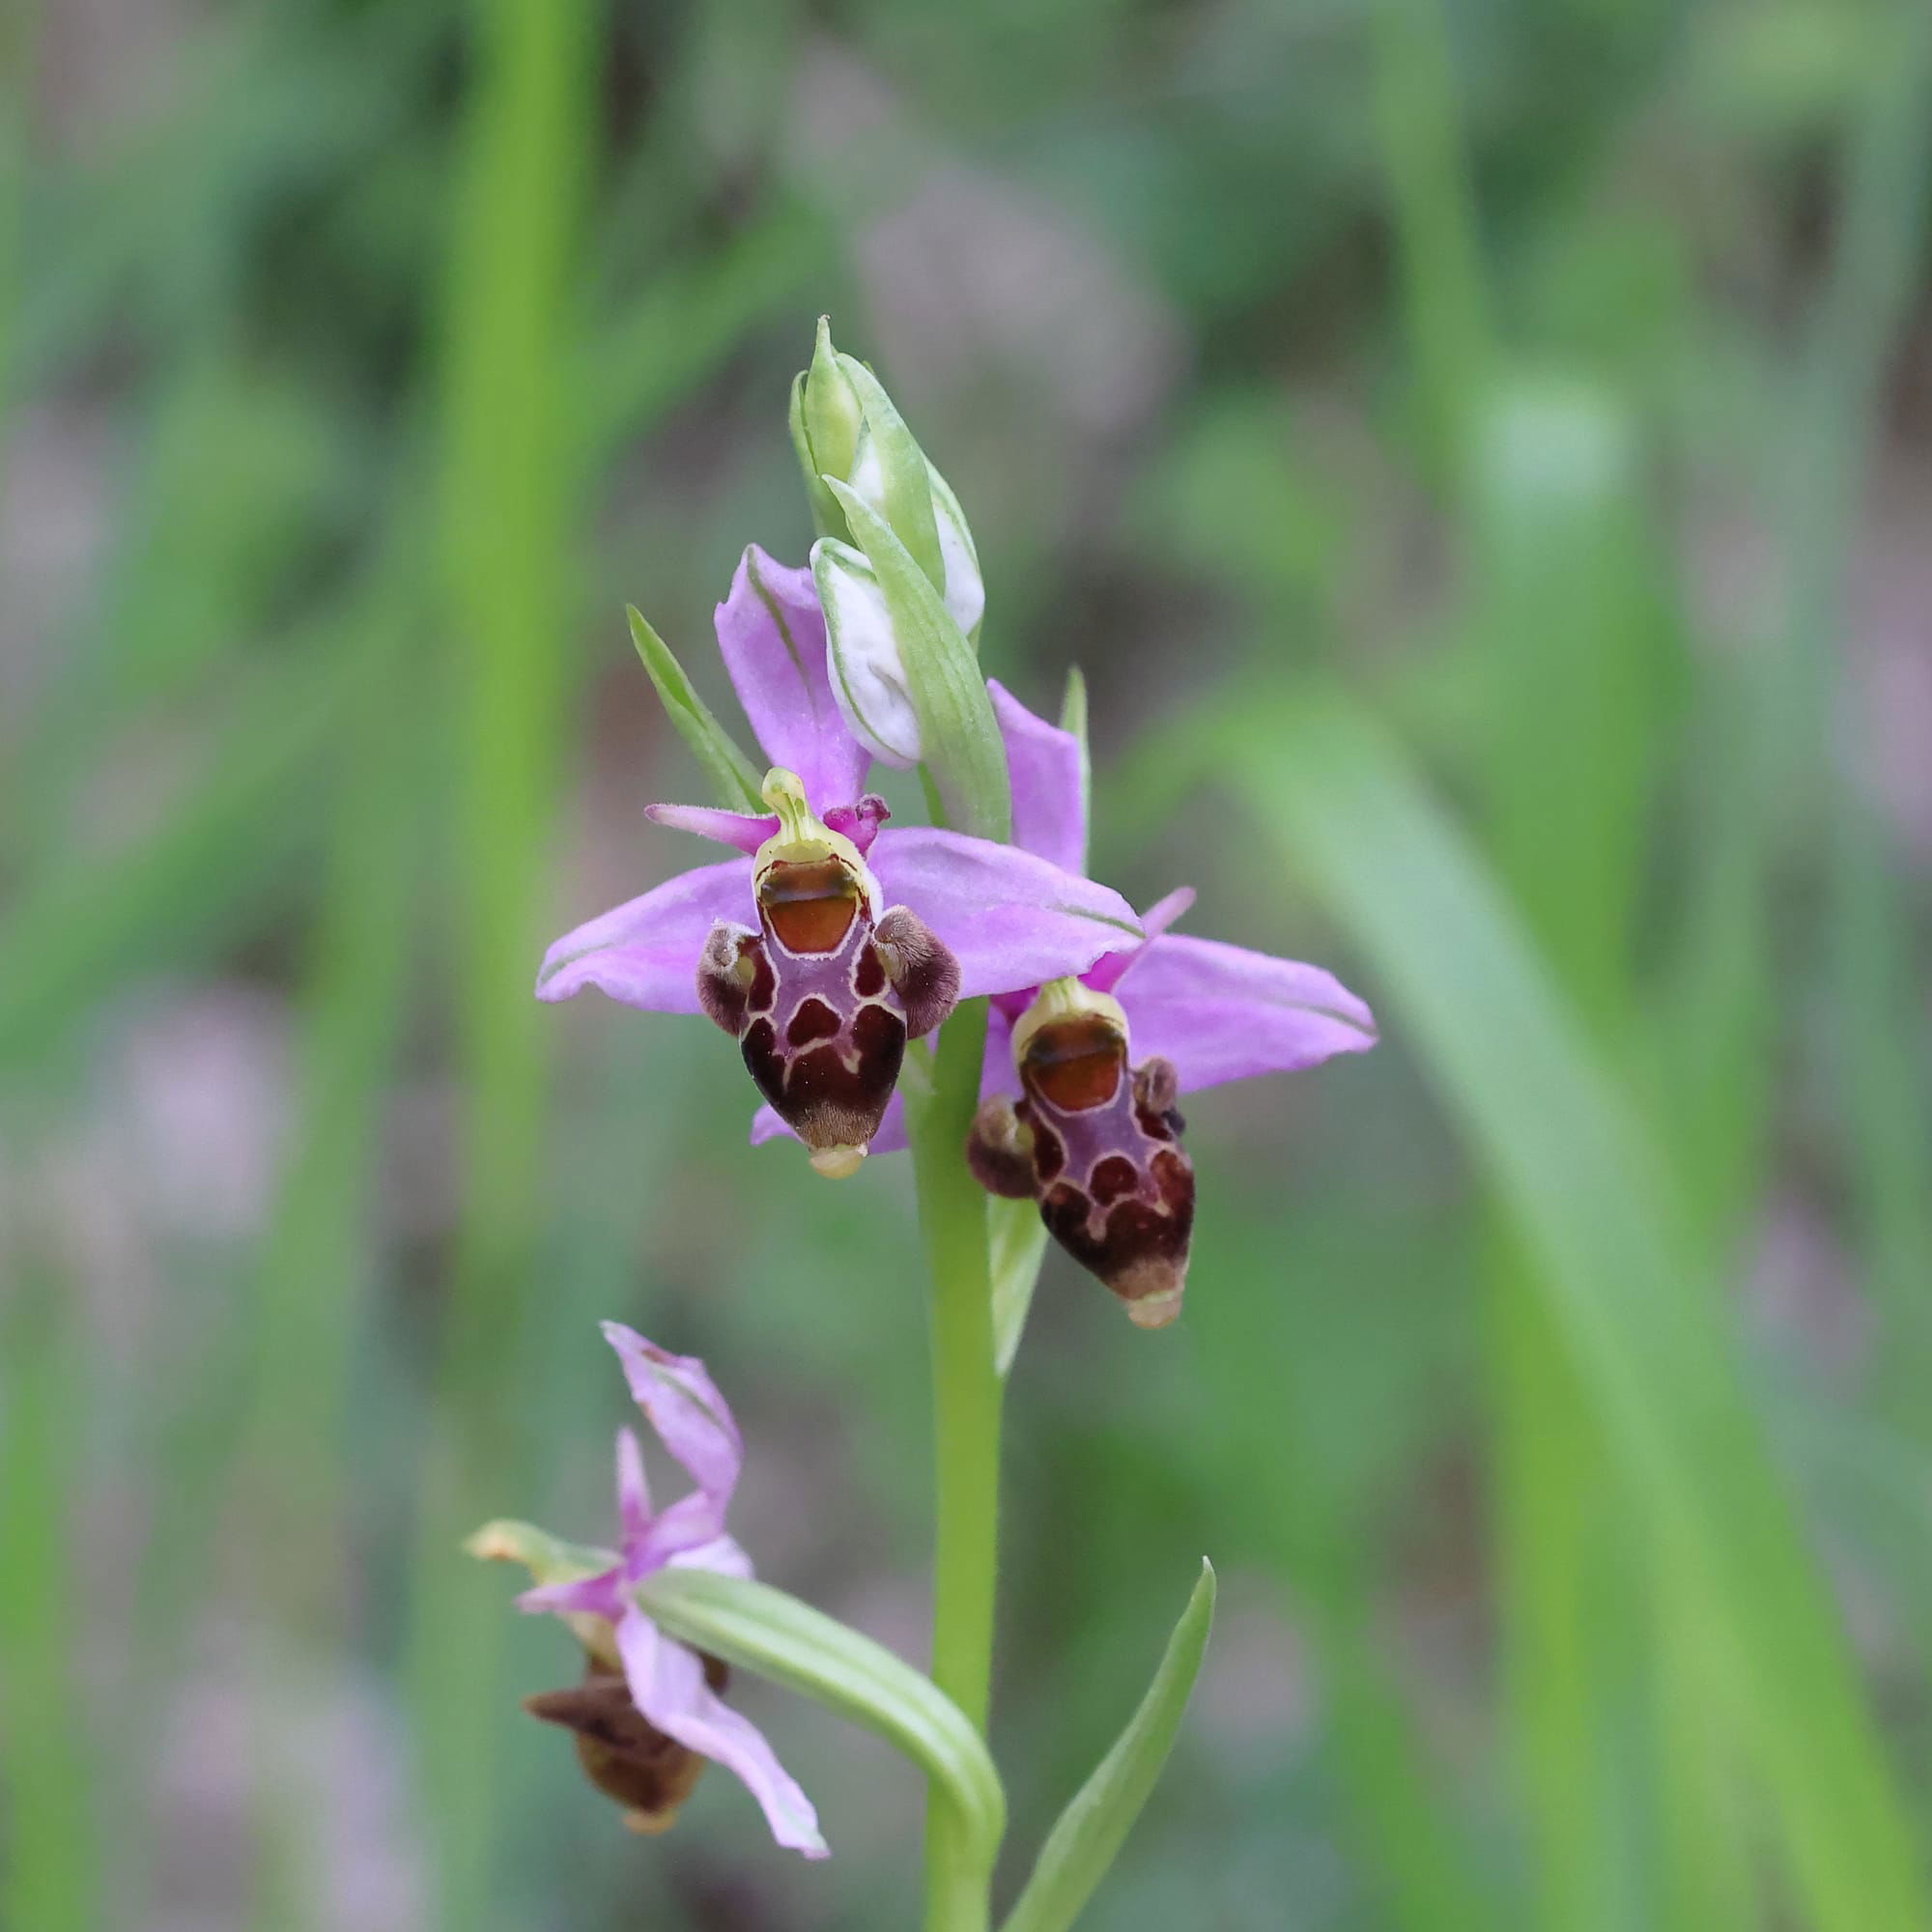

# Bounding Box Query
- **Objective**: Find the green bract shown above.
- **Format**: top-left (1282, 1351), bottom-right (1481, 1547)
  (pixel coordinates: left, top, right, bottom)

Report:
top-left (625, 605), bottom-right (766, 812)
top-left (1001, 1562), bottom-right (1218, 1932)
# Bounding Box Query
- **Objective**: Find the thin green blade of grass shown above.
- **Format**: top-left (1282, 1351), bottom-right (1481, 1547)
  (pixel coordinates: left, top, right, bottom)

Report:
top-left (1232, 691), bottom-right (1928, 1932)
top-left (1829, 812), bottom-right (1932, 1410)
top-left (237, 599), bottom-right (425, 1932)
top-left (1189, 1209), bottom-right (1504, 1932)
top-left (407, 0), bottom-right (593, 1922)
top-left (1804, 9), bottom-right (1932, 1553)
top-left (0, 655), bottom-right (344, 1071)
top-left (1658, 0), bottom-right (1932, 1253)
top-left (1486, 1255), bottom-right (1649, 1932)
top-left (575, 204), bottom-right (831, 464)
top-left (0, 1269), bottom-right (98, 1932)
top-left (1463, 375), bottom-right (1697, 1932)
top-left (1368, 0), bottom-right (1492, 470)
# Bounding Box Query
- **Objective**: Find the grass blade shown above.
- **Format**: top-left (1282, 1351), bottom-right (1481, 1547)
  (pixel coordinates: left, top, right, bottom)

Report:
top-left (0, 1270), bottom-right (97, 1932)
top-left (1233, 690), bottom-right (1928, 1932)
top-left (408, 0), bottom-right (592, 1921)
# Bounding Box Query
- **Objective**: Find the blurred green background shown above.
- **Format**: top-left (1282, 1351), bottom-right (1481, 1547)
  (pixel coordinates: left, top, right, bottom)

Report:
top-left (5, 0), bottom-right (1932, 1927)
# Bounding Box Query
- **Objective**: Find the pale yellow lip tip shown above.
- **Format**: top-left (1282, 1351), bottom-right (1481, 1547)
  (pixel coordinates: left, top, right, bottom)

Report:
top-left (809, 1144), bottom-right (867, 1179)
top-left (1125, 1291), bottom-right (1183, 1330)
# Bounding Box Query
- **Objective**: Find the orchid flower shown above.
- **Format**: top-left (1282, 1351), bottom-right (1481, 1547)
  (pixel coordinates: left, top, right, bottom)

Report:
top-left (470, 1321), bottom-right (829, 1858)
top-left (965, 681), bottom-right (1378, 1326)
top-left (535, 548), bottom-right (1141, 1176)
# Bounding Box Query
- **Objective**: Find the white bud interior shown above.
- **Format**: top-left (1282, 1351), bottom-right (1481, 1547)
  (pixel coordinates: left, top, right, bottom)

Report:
top-left (811, 537), bottom-right (923, 768)
top-left (928, 463), bottom-right (985, 641)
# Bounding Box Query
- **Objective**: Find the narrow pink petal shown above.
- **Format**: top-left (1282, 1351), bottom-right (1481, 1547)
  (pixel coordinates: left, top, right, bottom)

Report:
top-left (666, 1533), bottom-right (755, 1579)
top-left (616, 1609), bottom-right (829, 1859)
top-left (1084, 886), bottom-right (1197, 995)
top-left (980, 1004), bottom-right (1019, 1102)
top-left (1117, 933), bottom-right (1377, 1092)
top-left (600, 1322), bottom-right (743, 1520)
top-left (717, 545), bottom-right (868, 810)
top-left (869, 828), bottom-right (1141, 999)
top-left (631, 1491), bottom-right (730, 1570)
top-left (536, 859), bottom-right (753, 1012)
top-left (645, 802), bottom-right (779, 854)
top-left (615, 1428), bottom-right (651, 1543)
top-left (987, 679), bottom-right (1086, 875)
top-left (518, 1571), bottom-right (622, 1621)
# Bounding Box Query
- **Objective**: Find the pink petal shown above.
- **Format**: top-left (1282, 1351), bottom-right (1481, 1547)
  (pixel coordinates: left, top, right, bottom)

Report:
top-left (615, 1428), bottom-right (651, 1544)
top-left (631, 1491), bottom-right (732, 1571)
top-left (1084, 886), bottom-right (1197, 995)
top-left (987, 679), bottom-right (1086, 875)
top-left (600, 1322), bottom-right (743, 1522)
top-left (616, 1608), bottom-right (829, 1859)
top-left (536, 859), bottom-right (753, 1012)
top-left (645, 803), bottom-right (779, 855)
top-left (667, 1534), bottom-right (755, 1579)
top-left (518, 1571), bottom-right (622, 1621)
top-left (869, 828), bottom-right (1140, 999)
top-left (1116, 933), bottom-right (1377, 1092)
top-left (822, 794), bottom-right (889, 856)
top-left (717, 546), bottom-right (868, 811)
top-left (980, 1004), bottom-right (1019, 1102)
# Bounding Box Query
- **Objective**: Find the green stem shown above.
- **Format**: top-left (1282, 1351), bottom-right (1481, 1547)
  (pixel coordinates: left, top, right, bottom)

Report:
top-left (906, 999), bottom-right (1004, 1932)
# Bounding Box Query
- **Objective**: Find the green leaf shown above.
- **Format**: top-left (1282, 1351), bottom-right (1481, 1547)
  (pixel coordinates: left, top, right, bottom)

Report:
top-left (625, 606), bottom-right (766, 812)
top-left (836, 352), bottom-right (946, 593)
top-left (1232, 690), bottom-right (1929, 1932)
top-left (823, 478), bottom-right (1009, 842)
top-left (1001, 1561), bottom-right (1217, 1932)
top-left (634, 1566), bottom-right (1006, 1886)
top-left (989, 1197), bottom-right (1051, 1378)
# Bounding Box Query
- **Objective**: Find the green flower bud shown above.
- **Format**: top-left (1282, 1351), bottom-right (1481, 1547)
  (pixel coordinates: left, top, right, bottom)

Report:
top-left (790, 317), bottom-right (866, 541)
top-left (791, 318), bottom-right (983, 642)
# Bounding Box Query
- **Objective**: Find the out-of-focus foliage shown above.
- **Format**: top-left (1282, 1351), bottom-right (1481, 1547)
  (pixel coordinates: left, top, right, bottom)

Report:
top-left (3, 1), bottom-right (1930, 1929)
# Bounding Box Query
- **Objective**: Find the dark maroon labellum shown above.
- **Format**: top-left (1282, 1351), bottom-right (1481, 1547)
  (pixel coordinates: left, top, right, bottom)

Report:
top-left (524, 1658), bottom-right (728, 1834)
top-left (696, 858), bottom-right (959, 1165)
top-left (968, 1013), bottom-right (1195, 1327)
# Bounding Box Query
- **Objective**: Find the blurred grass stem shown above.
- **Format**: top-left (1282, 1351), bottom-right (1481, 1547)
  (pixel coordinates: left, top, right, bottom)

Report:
top-left (408, 0), bottom-right (589, 1921)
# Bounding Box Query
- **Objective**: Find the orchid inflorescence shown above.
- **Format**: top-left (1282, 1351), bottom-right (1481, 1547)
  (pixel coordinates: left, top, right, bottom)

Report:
top-left (473, 321), bottom-right (1375, 1920)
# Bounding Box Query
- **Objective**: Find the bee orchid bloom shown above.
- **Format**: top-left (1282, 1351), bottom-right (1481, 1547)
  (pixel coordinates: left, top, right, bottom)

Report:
top-left (536, 549), bottom-right (1141, 1174)
top-left (966, 680), bottom-right (1378, 1325)
top-left (493, 1321), bottom-right (831, 1858)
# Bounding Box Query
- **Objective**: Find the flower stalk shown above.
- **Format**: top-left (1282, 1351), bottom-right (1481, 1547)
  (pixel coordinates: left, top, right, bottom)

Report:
top-left (906, 997), bottom-right (1006, 1931)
